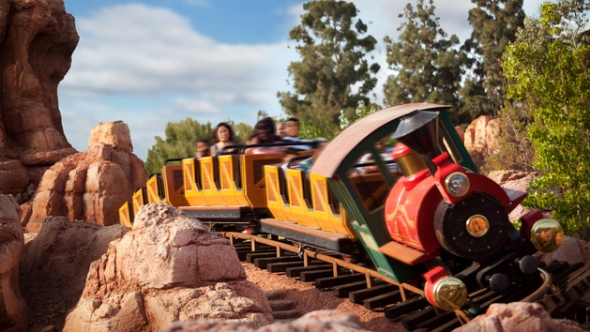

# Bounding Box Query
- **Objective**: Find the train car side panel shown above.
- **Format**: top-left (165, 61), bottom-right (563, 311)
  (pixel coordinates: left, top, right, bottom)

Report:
top-left (264, 165), bottom-right (293, 222)
top-left (161, 163), bottom-right (189, 207)
top-left (146, 174), bottom-right (163, 204)
top-left (241, 153), bottom-right (283, 208)
top-left (218, 155), bottom-right (246, 206)
top-left (285, 168), bottom-right (321, 229)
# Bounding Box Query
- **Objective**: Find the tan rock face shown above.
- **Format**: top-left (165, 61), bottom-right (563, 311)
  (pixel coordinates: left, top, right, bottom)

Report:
top-left (88, 121), bottom-right (134, 153)
top-left (455, 302), bottom-right (587, 332)
top-left (161, 310), bottom-right (372, 332)
top-left (20, 216), bottom-right (130, 331)
top-left (63, 204), bottom-right (272, 332)
top-left (463, 115), bottom-right (496, 169)
top-left (488, 170), bottom-right (537, 221)
top-left (0, 0), bottom-right (79, 195)
top-left (25, 121), bottom-right (147, 232)
top-left (0, 195), bottom-right (26, 330)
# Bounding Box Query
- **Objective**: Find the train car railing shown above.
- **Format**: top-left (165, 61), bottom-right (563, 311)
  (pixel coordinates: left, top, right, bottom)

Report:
top-left (118, 200), bottom-right (134, 228)
top-left (285, 168), bottom-right (321, 229)
top-left (264, 165), bottom-right (294, 222)
top-left (132, 187), bottom-right (148, 215)
top-left (182, 158), bottom-right (206, 206)
top-left (199, 156), bottom-right (228, 206)
top-left (309, 172), bottom-right (355, 237)
top-left (146, 173), bottom-right (164, 204)
top-left (218, 154), bottom-right (248, 206)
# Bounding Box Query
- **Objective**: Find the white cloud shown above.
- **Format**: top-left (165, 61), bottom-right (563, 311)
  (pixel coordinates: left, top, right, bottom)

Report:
top-left (181, 0), bottom-right (210, 7)
top-left (59, 1), bottom-right (543, 161)
top-left (63, 4), bottom-right (289, 97)
top-left (174, 98), bottom-right (219, 114)
top-left (60, 3), bottom-right (298, 159)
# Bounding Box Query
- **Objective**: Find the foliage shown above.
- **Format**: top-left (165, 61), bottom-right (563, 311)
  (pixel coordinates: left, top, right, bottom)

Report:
top-left (382, 0), bottom-right (464, 122)
top-left (460, 0), bottom-right (525, 117)
top-left (233, 121), bottom-right (254, 145)
top-left (481, 104), bottom-right (535, 174)
top-left (145, 118), bottom-right (211, 174)
top-left (144, 118), bottom-right (253, 174)
top-left (338, 100), bottom-right (379, 130)
top-left (277, 0), bottom-right (380, 125)
top-left (502, 0), bottom-right (590, 239)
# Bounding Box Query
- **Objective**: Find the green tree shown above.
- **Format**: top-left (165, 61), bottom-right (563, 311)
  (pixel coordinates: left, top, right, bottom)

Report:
top-left (339, 100), bottom-right (379, 130)
top-left (145, 118), bottom-right (212, 174)
top-left (278, 0), bottom-right (380, 124)
top-left (233, 121), bottom-right (254, 144)
top-left (382, 0), bottom-right (465, 122)
top-left (461, 0), bottom-right (525, 117)
top-left (502, 0), bottom-right (590, 238)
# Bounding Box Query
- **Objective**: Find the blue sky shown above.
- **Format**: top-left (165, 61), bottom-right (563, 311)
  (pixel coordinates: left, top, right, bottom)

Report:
top-left (59, 0), bottom-right (545, 161)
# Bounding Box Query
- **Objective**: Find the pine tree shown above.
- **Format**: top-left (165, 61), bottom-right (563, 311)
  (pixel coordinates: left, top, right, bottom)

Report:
top-left (461, 0), bottom-right (525, 117)
top-left (382, 0), bottom-right (464, 121)
top-left (277, 0), bottom-right (380, 124)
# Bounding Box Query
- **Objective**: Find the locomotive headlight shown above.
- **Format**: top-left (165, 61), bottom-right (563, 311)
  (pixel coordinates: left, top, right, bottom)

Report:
top-left (530, 218), bottom-right (564, 253)
top-left (432, 276), bottom-right (468, 311)
top-left (444, 172), bottom-right (470, 197)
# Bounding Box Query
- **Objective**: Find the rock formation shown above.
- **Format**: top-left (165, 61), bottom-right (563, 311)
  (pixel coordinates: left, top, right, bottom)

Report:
top-left (0, 0), bottom-right (79, 196)
top-left (161, 310), bottom-right (371, 332)
top-left (0, 195), bottom-right (26, 331)
top-left (455, 302), bottom-right (587, 332)
top-left (488, 170), bottom-right (537, 221)
top-left (63, 203), bottom-right (273, 332)
top-left (19, 217), bottom-right (129, 331)
top-left (24, 121), bottom-right (147, 232)
top-left (463, 115), bottom-right (502, 169)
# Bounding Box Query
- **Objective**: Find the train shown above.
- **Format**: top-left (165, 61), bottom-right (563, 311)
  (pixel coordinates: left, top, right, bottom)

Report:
top-left (119, 102), bottom-right (564, 314)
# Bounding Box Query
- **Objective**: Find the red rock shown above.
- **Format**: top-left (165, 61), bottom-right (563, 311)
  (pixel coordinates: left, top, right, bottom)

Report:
top-left (25, 121), bottom-right (147, 231)
top-left (0, 195), bottom-right (26, 330)
top-left (455, 302), bottom-right (587, 332)
top-left (63, 204), bottom-right (272, 332)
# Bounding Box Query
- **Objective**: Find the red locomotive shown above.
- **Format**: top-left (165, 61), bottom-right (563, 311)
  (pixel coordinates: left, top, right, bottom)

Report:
top-left (383, 110), bottom-right (563, 311)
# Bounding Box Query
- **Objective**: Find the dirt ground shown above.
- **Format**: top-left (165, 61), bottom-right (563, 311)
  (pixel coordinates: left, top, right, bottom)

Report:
top-left (242, 263), bottom-right (406, 331)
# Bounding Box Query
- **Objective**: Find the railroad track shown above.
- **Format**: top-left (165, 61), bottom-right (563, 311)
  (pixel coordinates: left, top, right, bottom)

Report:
top-left (223, 232), bottom-right (590, 331)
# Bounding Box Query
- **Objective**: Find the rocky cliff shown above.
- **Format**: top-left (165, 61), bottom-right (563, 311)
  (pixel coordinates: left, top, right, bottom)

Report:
top-left (0, 0), bottom-right (79, 197)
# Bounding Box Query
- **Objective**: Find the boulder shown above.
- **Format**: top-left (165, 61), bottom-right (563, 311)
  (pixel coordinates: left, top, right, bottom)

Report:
top-left (63, 204), bottom-right (273, 332)
top-left (25, 121), bottom-right (147, 232)
top-left (0, 195), bottom-right (26, 331)
top-left (161, 310), bottom-right (371, 332)
top-left (488, 170), bottom-right (537, 222)
top-left (19, 217), bottom-right (129, 331)
top-left (455, 302), bottom-right (587, 332)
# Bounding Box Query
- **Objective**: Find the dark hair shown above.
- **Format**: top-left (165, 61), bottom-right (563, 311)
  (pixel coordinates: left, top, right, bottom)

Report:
top-left (254, 117), bottom-right (275, 134)
top-left (286, 117), bottom-right (299, 125)
top-left (211, 122), bottom-right (235, 144)
top-left (197, 139), bottom-right (210, 145)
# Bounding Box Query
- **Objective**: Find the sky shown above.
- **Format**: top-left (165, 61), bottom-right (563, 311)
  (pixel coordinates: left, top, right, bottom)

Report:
top-left (59, 0), bottom-right (546, 161)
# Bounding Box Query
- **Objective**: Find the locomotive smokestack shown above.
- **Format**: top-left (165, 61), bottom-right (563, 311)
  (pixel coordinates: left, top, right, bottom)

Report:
top-left (393, 110), bottom-right (441, 174)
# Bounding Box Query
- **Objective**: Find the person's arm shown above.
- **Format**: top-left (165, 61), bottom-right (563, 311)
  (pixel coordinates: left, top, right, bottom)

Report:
top-left (210, 144), bottom-right (219, 156)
